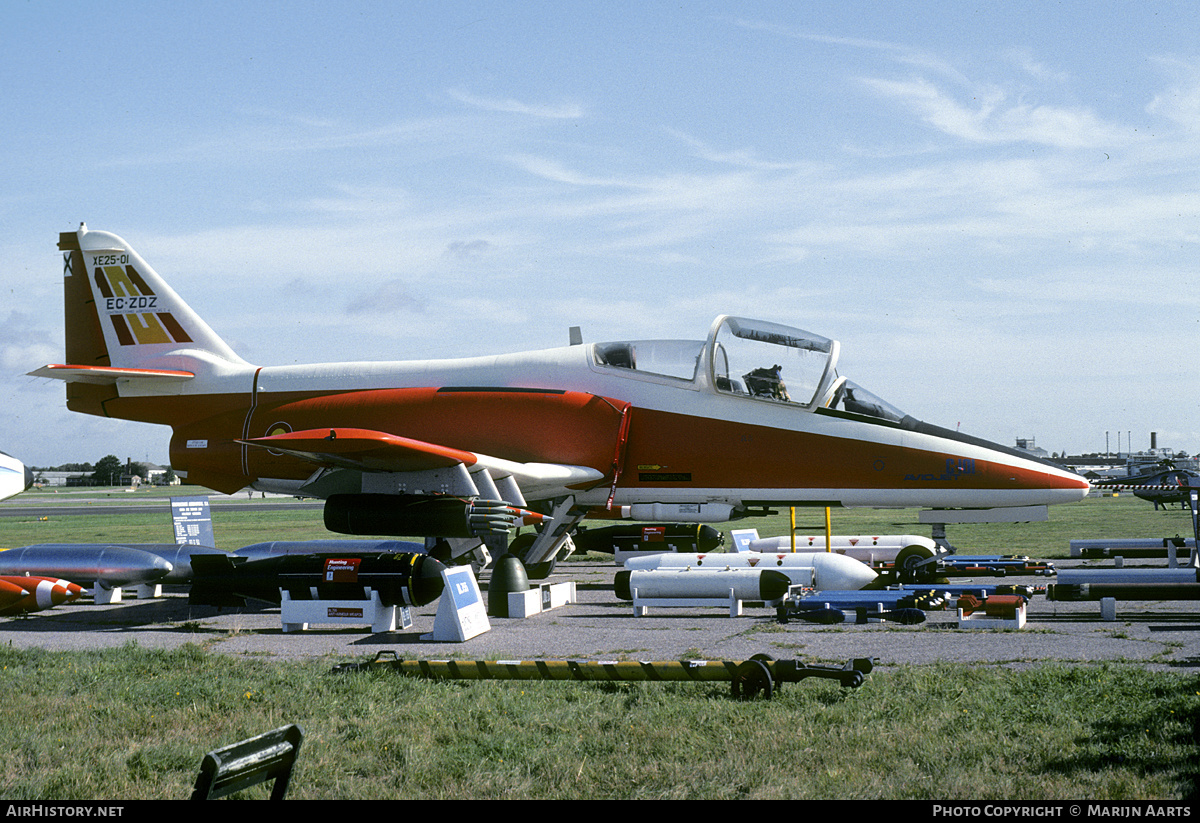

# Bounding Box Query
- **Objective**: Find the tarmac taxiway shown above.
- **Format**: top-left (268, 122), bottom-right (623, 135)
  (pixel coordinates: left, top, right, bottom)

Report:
top-left (1, 558), bottom-right (1197, 672)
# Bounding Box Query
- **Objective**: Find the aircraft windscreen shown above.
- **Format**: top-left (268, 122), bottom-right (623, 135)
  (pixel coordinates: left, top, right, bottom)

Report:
top-left (711, 318), bottom-right (834, 407)
top-left (593, 339), bottom-right (704, 381)
top-left (827, 380), bottom-right (907, 423)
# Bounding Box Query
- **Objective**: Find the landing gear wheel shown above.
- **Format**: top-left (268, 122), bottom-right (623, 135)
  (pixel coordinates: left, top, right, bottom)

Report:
top-left (509, 533), bottom-right (557, 580)
top-left (731, 659), bottom-right (774, 701)
top-left (895, 545), bottom-right (935, 582)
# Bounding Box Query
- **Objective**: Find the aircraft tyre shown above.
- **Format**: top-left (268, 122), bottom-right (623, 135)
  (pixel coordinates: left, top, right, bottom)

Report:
top-left (509, 533), bottom-right (557, 580)
top-left (731, 659), bottom-right (774, 701)
top-left (895, 544), bottom-right (935, 582)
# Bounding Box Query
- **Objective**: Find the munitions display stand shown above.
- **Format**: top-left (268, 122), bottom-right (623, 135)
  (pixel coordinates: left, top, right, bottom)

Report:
top-left (956, 599), bottom-right (1026, 630)
top-left (279, 589), bottom-right (411, 633)
top-left (630, 587), bottom-right (754, 618)
top-left (507, 580), bottom-right (576, 617)
top-left (423, 565), bottom-right (490, 642)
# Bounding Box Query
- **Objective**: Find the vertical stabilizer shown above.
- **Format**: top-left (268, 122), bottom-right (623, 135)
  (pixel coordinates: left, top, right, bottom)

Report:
top-left (66, 225), bottom-right (247, 371)
top-left (34, 225), bottom-right (253, 418)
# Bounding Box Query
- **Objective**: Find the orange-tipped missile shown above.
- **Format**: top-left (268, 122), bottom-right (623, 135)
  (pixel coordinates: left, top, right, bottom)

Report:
top-left (0, 575), bottom-right (85, 615)
top-left (0, 578), bottom-right (29, 611)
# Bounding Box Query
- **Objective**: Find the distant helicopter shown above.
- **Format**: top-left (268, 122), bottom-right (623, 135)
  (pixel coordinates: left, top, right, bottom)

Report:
top-left (1094, 463), bottom-right (1199, 510)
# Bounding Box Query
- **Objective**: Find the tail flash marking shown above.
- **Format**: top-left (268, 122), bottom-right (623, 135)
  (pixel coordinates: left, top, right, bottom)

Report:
top-left (93, 264), bottom-right (193, 346)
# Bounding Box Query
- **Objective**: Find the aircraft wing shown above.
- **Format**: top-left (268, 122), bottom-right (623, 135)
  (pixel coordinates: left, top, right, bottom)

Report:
top-left (28, 364), bottom-right (195, 384)
top-left (239, 427), bottom-right (605, 494)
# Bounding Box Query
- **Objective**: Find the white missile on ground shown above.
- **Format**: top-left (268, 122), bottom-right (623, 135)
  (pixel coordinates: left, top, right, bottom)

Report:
top-left (622, 551), bottom-right (879, 592)
top-left (0, 544), bottom-right (174, 591)
top-left (747, 534), bottom-right (938, 566)
top-left (614, 567), bottom-right (793, 602)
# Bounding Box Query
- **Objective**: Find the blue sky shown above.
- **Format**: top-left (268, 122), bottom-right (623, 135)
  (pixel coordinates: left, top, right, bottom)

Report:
top-left (3, 2), bottom-right (1199, 469)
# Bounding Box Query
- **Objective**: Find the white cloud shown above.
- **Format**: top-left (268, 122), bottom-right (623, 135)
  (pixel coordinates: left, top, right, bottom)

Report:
top-left (863, 76), bottom-right (1129, 149)
top-left (447, 88), bottom-right (585, 119)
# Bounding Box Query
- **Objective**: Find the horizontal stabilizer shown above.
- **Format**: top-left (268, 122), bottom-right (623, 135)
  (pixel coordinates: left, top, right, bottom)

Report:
top-left (28, 363), bottom-right (195, 385)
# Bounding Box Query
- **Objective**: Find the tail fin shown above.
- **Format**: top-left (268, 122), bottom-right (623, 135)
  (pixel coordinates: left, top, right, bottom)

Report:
top-left (30, 225), bottom-right (251, 416)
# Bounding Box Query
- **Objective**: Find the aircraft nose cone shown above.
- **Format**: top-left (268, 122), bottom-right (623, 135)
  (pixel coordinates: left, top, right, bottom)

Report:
top-left (23, 465), bottom-right (33, 491)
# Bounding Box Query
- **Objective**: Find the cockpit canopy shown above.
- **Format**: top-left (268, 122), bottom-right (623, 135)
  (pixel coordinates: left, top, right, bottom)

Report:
top-left (591, 315), bottom-right (907, 424)
top-left (710, 316), bottom-right (835, 407)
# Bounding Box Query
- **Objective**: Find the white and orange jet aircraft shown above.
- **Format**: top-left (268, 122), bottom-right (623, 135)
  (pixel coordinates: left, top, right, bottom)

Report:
top-left (31, 225), bottom-right (1089, 574)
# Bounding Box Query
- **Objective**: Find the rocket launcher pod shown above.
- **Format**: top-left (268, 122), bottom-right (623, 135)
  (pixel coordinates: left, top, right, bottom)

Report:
top-left (324, 494), bottom-right (537, 538)
top-left (189, 551), bottom-right (446, 608)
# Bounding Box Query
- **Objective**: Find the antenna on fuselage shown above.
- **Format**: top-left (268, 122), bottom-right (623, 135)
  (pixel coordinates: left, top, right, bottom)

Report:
top-left (569, 326), bottom-right (583, 346)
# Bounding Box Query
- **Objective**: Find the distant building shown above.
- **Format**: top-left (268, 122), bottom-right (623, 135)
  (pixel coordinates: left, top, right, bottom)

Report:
top-left (1014, 438), bottom-right (1049, 460)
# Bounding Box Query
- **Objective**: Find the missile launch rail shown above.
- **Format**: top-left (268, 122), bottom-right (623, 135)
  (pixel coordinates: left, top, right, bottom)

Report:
top-left (332, 651), bottom-right (874, 700)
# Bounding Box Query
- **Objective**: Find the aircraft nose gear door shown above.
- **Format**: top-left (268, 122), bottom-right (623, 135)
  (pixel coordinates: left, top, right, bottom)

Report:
top-left (516, 400), bottom-right (631, 579)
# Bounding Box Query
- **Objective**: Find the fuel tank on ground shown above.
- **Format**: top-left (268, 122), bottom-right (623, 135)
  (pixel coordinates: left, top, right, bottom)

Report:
top-left (0, 545), bottom-right (174, 588)
top-left (40, 543), bottom-right (227, 582)
top-left (614, 567), bottom-right (793, 602)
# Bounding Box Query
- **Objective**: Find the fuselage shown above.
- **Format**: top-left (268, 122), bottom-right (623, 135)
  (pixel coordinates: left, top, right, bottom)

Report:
top-left (124, 329), bottom-right (1088, 514)
top-left (38, 225), bottom-right (1089, 520)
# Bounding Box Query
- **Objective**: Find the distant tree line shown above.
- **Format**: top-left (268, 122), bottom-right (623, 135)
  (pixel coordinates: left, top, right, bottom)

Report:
top-left (31, 455), bottom-right (174, 486)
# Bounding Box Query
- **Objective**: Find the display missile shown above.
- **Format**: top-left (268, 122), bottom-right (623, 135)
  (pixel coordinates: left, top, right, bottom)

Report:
top-left (1055, 567), bottom-right (1199, 586)
top-left (233, 539), bottom-right (426, 562)
top-left (572, 524), bottom-right (725, 554)
top-left (614, 567), bottom-right (792, 602)
top-left (0, 576), bottom-right (85, 615)
top-left (747, 534), bottom-right (936, 563)
top-left (1047, 582), bottom-right (1200, 602)
top-left (622, 551), bottom-right (878, 591)
top-left (189, 551), bottom-right (446, 608)
top-left (0, 545), bottom-right (173, 588)
top-left (0, 578), bottom-right (31, 611)
top-left (324, 494), bottom-right (544, 538)
top-left (14, 543), bottom-right (225, 582)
